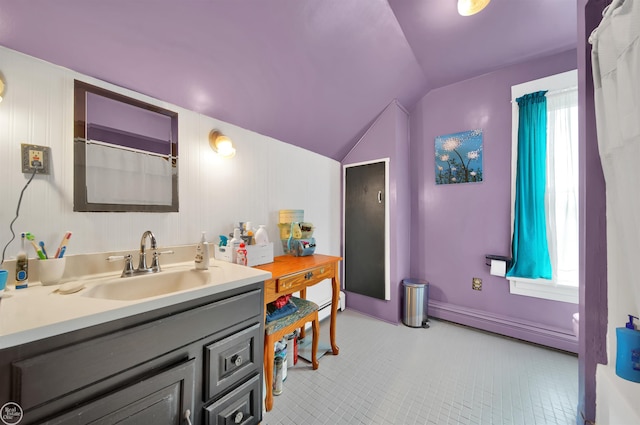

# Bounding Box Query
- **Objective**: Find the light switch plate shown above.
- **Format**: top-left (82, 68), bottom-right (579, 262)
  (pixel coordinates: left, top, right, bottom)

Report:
top-left (21, 143), bottom-right (51, 174)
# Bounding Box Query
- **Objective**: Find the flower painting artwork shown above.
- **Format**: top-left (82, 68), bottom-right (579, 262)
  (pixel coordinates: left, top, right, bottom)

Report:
top-left (435, 129), bottom-right (483, 185)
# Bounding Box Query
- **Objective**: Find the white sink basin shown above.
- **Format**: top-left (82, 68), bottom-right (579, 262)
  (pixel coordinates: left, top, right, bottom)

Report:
top-left (81, 267), bottom-right (222, 301)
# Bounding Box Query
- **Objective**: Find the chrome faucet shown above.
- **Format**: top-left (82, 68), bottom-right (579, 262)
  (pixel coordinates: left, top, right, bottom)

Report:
top-left (107, 230), bottom-right (174, 277)
top-left (138, 230), bottom-right (157, 273)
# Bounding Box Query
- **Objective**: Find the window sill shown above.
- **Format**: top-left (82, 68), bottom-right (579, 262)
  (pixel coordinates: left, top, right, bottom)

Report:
top-left (508, 277), bottom-right (578, 304)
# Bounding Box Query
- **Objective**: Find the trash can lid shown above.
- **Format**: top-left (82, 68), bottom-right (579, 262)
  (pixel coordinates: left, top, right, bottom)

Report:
top-left (403, 278), bottom-right (428, 288)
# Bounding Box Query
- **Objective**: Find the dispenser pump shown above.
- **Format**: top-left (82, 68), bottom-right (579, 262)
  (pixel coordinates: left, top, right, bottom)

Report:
top-left (626, 315), bottom-right (639, 330)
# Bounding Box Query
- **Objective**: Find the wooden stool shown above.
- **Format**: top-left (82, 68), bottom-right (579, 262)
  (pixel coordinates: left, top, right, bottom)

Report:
top-left (263, 297), bottom-right (319, 412)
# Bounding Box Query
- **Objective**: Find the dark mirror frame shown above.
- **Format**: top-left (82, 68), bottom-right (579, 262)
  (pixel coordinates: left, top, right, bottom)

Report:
top-left (74, 80), bottom-right (179, 212)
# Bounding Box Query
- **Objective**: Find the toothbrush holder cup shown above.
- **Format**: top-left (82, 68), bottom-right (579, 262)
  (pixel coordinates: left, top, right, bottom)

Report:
top-left (0, 269), bottom-right (7, 297)
top-left (38, 257), bottom-right (66, 286)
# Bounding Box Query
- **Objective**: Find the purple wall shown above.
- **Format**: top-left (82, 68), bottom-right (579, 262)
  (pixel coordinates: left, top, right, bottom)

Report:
top-left (409, 49), bottom-right (580, 351)
top-left (578, 1), bottom-right (609, 422)
top-left (342, 100), bottom-right (411, 324)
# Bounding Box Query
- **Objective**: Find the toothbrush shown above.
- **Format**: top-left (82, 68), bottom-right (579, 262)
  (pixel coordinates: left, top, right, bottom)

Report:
top-left (25, 232), bottom-right (46, 260)
top-left (54, 231), bottom-right (72, 259)
top-left (39, 241), bottom-right (48, 259)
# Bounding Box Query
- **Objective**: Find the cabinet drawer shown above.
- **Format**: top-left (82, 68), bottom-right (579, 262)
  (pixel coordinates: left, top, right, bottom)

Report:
top-left (204, 323), bottom-right (261, 401)
top-left (204, 374), bottom-right (260, 425)
top-left (276, 263), bottom-right (334, 293)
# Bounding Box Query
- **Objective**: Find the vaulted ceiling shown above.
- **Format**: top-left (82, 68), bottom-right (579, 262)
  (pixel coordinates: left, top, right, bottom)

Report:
top-left (0, 0), bottom-right (577, 160)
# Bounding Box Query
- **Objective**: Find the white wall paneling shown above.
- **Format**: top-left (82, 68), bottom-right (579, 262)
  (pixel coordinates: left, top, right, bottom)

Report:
top-left (0, 47), bottom-right (340, 272)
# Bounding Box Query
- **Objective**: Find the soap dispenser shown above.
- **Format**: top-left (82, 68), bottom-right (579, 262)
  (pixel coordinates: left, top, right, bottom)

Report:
top-left (195, 232), bottom-right (210, 270)
top-left (615, 314), bottom-right (640, 383)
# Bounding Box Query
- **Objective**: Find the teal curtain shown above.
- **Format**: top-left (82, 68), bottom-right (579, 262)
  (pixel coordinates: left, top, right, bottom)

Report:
top-left (507, 91), bottom-right (552, 280)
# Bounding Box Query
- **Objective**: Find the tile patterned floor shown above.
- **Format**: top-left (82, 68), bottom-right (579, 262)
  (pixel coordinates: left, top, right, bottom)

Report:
top-left (262, 309), bottom-right (578, 425)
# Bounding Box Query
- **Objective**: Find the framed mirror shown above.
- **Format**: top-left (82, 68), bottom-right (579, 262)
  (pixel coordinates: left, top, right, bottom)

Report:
top-left (74, 80), bottom-right (179, 212)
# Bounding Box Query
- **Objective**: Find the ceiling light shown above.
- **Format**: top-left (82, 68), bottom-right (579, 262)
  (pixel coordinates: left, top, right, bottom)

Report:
top-left (458, 0), bottom-right (491, 16)
top-left (0, 78), bottom-right (4, 103)
top-left (209, 130), bottom-right (236, 158)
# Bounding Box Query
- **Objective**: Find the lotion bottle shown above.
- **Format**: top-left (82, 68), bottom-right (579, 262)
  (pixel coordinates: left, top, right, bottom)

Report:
top-left (255, 225), bottom-right (269, 245)
top-left (195, 232), bottom-right (210, 270)
top-left (228, 228), bottom-right (242, 263)
top-left (15, 232), bottom-right (28, 289)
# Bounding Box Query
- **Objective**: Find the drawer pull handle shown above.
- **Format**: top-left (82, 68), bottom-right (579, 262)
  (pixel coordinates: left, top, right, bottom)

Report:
top-left (232, 354), bottom-right (243, 367)
top-left (184, 409), bottom-right (193, 425)
top-left (305, 272), bottom-right (313, 280)
top-left (234, 411), bottom-right (244, 424)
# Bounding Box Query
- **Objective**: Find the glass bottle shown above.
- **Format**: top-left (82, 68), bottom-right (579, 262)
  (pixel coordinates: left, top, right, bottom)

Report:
top-left (273, 357), bottom-right (284, 395)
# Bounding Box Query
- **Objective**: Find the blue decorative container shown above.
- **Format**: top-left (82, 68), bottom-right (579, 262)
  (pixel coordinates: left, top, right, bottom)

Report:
top-left (616, 315), bottom-right (640, 383)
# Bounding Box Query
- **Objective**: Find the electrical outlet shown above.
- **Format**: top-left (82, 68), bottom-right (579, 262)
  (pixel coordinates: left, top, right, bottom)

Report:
top-left (472, 277), bottom-right (482, 291)
top-left (21, 143), bottom-right (51, 174)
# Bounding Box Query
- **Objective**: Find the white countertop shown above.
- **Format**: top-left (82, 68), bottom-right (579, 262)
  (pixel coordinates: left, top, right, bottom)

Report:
top-left (0, 260), bottom-right (271, 349)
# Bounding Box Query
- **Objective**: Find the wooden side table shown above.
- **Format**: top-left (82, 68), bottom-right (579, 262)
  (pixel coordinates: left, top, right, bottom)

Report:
top-left (254, 254), bottom-right (342, 410)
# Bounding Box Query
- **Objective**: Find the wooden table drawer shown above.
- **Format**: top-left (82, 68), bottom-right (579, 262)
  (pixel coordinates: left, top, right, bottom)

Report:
top-left (276, 263), bottom-right (334, 294)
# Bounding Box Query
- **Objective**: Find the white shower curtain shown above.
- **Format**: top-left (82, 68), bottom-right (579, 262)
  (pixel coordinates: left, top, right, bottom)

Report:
top-left (590, 0), bottom-right (640, 330)
top-left (590, 0), bottom-right (640, 422)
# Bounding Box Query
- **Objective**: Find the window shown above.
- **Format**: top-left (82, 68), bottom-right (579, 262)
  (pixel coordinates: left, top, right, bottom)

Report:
top-left (509, 70), bottom-right (579, 304)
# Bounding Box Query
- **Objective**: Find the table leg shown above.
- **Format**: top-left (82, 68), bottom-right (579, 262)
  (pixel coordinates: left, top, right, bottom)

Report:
top-left (299, 287), bottom-right (307, 340)
top-left (264, 336), bottom-right (274, 411)
top-left (330, 273), bottom-right (340, 355)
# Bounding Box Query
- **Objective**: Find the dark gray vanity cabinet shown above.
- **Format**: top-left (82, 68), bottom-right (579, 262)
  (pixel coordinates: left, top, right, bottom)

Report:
top-left (45, 359), bottom-right (196, 425)
top-left (0, 283), bottom-right (264, 425)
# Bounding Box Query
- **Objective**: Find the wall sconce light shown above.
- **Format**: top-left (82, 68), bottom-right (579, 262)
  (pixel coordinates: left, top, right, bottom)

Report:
top-left (458, 0), bottom-right (491, 16)
top-left (0, 77), bottom-right (5, 103)
top-left (209, 130), bottom-right (236, 158)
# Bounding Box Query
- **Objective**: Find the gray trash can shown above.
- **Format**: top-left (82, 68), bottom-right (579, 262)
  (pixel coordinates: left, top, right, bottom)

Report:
top-left (402, 279), bottom-right (429, 328)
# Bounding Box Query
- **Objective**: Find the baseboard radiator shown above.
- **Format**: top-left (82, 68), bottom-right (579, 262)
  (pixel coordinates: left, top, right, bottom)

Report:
top-left (317, 291), bottom-right (346, 323)
top-left (428, 300), bottom-right (578, 353)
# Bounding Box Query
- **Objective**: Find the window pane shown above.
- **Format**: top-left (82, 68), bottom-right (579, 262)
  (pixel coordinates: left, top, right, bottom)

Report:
top-left (547, 94), bottom-right (579, 287)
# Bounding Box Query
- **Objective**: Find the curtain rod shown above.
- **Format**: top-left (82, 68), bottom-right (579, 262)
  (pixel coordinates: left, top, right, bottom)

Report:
top-left (511, 86), bottom-right (577, 103)
top-left (546, 86), bottom-right (578, 96)
top-left (82, 138), bottom-right (174, 159)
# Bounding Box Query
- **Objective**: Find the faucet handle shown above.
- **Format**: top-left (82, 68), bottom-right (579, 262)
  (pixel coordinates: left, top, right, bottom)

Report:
top-left (107, 254), bottom-right (135, 277)
top-left (151, 250), bottom-right (174, 272)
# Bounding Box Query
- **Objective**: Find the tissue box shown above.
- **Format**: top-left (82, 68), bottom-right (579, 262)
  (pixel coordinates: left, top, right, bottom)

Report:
top-left (214, 243), bottom-right (274, 267)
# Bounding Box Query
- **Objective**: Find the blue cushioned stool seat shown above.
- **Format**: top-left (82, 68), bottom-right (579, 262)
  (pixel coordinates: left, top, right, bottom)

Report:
top-left (265, 297), bottom-right (318, 335)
